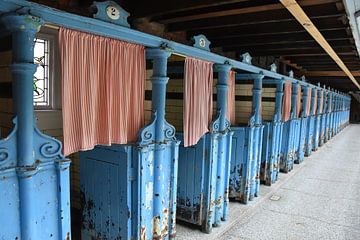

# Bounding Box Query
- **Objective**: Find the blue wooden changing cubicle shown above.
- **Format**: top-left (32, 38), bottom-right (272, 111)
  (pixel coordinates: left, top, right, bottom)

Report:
top-left (332, 92), bottom-right (340, 136)
top-left (80, 48), bottom-right (181, 240)
top-left (175, 63), bottom-right (234, 233)
top-left (295, 83), bottom-right (310, 164)
top-left (280, 81), bottom-right (300, 173)
top-left (319, 87), bottom-right (329, 147)
top-left (312, 86), bottom-right (323, 152)
top-left (260, 79), bottom-right (284, 186)
top-left (328, 90), bottom-right (335, 140)
top-left (325, 89), bottom-right (334, 142)
top-left (229, 73), bottom-right (264, 204)
top-left (305, 86), bottom-right (317, 157)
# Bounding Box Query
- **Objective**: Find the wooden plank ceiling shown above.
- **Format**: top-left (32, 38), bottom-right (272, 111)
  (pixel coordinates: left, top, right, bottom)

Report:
top-left (122, 0), bottom-right (360, 92)
top-left (33, 0), bottom-right (360, 91)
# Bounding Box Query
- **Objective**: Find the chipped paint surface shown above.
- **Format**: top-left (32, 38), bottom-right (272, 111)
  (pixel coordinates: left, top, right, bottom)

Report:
top-left (146, 182), bottom-right (154, 209)
top-left (80, 142), bottom-right (179, 240)
top-left (230, 126), bottom-right (263, 204)
top-left (176, 130), bottom-right (233, 233)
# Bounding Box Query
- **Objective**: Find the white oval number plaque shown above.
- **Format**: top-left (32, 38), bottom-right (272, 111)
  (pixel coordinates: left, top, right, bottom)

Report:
top-left (199, 38), bottom-right (206, 48)
top-left (106, 5), bottom-right (120, 20)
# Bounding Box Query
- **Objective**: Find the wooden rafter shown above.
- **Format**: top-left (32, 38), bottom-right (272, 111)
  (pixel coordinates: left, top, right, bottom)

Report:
top-left (305, 71), bottom-right (360, 77)
top-left (280, 0), bottom-right (360, 89)
top-left (168, 11), bottom-right (344, 32)
top-left (126, 0), bottom-right (248, 18)
top-left (157, 0), bottom-right (339, 24)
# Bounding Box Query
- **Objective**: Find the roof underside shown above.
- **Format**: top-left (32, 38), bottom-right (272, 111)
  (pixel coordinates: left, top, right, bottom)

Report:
top-left (33, 0), bottom-right (360, 91)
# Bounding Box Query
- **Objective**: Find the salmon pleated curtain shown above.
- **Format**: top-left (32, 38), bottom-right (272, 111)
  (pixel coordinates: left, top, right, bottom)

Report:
top-left (226, 71), bottom-right (236, 125)
top-left (305, 88), bottom-right (312, 116)
top-left (183, 57), bottom-right (213, 147)
top-left (282, 81), bottom-right (292, 121)
top-left (313, 91), bottom-right (318, 115)
top-left (59, 28), bottom-right (146, 156)
top-left (296, 85), bottom-right (302, 118)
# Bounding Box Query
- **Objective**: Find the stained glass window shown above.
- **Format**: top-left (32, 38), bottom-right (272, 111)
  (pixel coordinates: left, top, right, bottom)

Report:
top-left (33, 38), bottom-right (50, 107)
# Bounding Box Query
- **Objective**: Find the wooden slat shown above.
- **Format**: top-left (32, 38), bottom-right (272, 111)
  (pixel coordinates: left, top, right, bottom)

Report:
top-left (159, 0), bottom-right (338, 24)
top-left (220, 40), bottom-right (352, 50)
top-left (280, 0), bottom-right (360, 89)
top-left (167, 7), bottom-right (343, 32)
top-left (305, 71), bottom-right (360, 77)
top-left (126, 0), bottom-right (248, 18)
top-left (188, 21), bottom-right (345, 39)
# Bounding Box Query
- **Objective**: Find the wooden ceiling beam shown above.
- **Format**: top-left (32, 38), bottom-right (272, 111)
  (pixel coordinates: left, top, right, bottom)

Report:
top-left (280, 0), bottom-right (360, 89)
top-left (280, 59), bottom-right (304, 71)
top-left (209, 29), bottom-right (349, 44)
top-left (187, 20), bottom-right (346, 39)
top-left (225, 46), bottom-right (354, 54)
top-left (235, 51), bottom-right (356, 57)
top-left (213, 38), bottom-right (351, 48)
top-left (125, 0), bottom-right (248, 18)
top-left (296, 60), bottom-right (360, 64)
top-left (285, 56), bottom-right (359, 62)
top-left (305, 66), bottom-right (360, 71)
top-left (156, 0), bottom-right (339, 24)
top-left (167, 8), bottom-right (344, 32)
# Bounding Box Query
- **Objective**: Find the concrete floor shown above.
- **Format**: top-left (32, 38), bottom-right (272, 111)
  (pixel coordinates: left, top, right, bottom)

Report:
top-left (177, 124), bottom-right (360, 240)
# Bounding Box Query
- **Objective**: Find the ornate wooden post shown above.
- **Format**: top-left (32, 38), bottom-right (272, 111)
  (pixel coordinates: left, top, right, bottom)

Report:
top-left (313, 85), bottom-right (323, 151)
top-left (251, 73), bottom-right (264, 198)
top-left (297, 84), bottom-right (309, 163)
top-left (0, 13), bottom-right (70, 240)
top-left (212, 63), bottom-right (233, 227)
top-left (325, 87), bottom-right (332, 142)
top-left (140, 47), bottom-right (179, 240)
top-left (251, 74), bottom-right (264, 126)
top-left (283, 81), bottom-right (299, 171)
top-left (333, 91), bottom-right (338, 135)
top-left (305, 86), bottom-right (317, 156)
top-left (335, 91), bottom-right (340, 134)
top-left (274, 81), bottom-right (284, 123)
top-left (263, 79), bottom-right (284, 185)
top-left (272, 80), bottom-right (284, 181)
top-left (291, 82), bottom-right (299, 120)
top-left (320, 86), bottom-right (328, 146)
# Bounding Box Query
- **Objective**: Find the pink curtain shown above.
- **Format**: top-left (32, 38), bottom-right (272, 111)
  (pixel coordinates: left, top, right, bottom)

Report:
top-left (226, 71), bottom-right (236, 125)
top-left (313, 91), bottom-right (318, 114)
top-left (296, 85), bottom-right (302, 118)
top-left (282, 81), bottom-right (292, 121)
top-left (183, 57), bottom-right (213, 147)
top-left (305, 88), bottom-right (312, 116)
top-left (59, 28), bottom-right (146, 156)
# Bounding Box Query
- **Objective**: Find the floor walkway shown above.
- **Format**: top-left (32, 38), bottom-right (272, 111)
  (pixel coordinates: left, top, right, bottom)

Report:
top-left (177, 124), bottom-right (360, 240)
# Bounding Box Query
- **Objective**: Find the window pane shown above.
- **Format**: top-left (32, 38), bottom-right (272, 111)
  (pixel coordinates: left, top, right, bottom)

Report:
top-left (33, 38), bottom-right (50, 107)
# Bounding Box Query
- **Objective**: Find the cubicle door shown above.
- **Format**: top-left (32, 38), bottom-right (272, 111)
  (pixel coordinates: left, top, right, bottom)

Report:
top-left (176, 133), bottom-right (207, 226)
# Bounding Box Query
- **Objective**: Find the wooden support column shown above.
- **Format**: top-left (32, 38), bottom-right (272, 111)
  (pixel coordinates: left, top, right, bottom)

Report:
top-left (274, 80), bottom-right (284, 122)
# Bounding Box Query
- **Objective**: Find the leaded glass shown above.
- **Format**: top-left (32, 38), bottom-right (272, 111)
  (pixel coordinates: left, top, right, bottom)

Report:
top-left (33, 38), bottom-right (50, 107)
